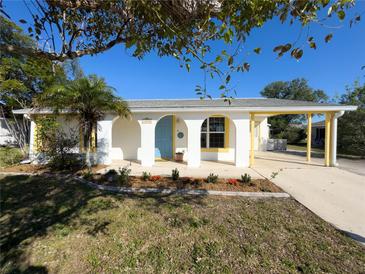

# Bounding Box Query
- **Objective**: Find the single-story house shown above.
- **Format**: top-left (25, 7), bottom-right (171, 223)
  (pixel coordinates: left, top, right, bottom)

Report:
top-left (13, 98), bottom-right (357, 168)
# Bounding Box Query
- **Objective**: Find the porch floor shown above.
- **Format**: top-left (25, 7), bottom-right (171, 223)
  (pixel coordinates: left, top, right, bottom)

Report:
top-left (99, 151), bottom-right (325, 179)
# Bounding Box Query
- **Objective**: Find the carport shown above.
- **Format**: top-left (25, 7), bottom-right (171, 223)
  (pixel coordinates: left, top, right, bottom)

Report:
top-left (249, 105), bottom-right (357, 168)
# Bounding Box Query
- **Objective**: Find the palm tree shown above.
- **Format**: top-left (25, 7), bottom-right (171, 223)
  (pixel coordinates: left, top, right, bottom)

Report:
top-left (35, 74), bottom-right (130, 167)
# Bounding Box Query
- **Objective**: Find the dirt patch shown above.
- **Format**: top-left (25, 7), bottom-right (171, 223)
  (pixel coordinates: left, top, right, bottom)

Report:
top-left (1, 164), bottom-right (106, 174)
top-left (91, 175), bottom-right (283, 193)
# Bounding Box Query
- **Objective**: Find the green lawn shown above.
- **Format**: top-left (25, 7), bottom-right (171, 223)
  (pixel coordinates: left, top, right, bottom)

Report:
top-left (287, 144), bottom-right (324, 153)
top-left (0, 147), bottom-right (23, 168)
top-left (1, 175), bottom-right (364, 273)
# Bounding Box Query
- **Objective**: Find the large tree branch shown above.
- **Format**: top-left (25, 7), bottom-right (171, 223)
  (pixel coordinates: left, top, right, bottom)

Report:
top-left (0, 35), bottom-right (128, 61)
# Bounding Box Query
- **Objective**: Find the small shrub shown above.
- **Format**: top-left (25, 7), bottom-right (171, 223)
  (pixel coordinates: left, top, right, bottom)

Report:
top-left (171, 168), bottom-right (180, 181)
top-left (83, 170), bottom-right (93, 180)
top-left (150, 175), bottom-right (161, 182)
top-left (103, 169), bottom-right (118, 182)
top-left (206, 173), bottom-right (218, 183)
top-left (227, 178), bottom-right (238, 185)
top-left (141, 171), bottom-right (151, 181)
top-left (241, 173), bottom-right (251, 183)
top-left (118, 167), bottom-right (131, 185)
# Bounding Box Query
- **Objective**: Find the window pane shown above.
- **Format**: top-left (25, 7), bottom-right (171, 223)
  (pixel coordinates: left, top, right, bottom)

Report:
top-left (209, 117), bottom-right (225, 132)
top-left (209, 133), bottom-right (224, 148)
top-left (201, 119), bottom-right (208, 132)
top-left (201, 133), bottom-right (207, 148)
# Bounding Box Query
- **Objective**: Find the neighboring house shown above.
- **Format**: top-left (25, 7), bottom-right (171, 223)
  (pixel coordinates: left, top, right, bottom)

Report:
top-left (13, 98), bottom-right (356, 167)
top-left (311, 120), bottom-right (325, 147)
top-left (0, 117), bottom-right (16, 146)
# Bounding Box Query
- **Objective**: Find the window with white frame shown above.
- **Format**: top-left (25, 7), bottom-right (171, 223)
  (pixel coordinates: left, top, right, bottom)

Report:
top-left (201, 117), bottom-right (226, 148)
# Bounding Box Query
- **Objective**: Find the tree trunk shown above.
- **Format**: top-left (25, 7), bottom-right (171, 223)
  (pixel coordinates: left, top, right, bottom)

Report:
top-left (85, 123), bottom-right (92, 169)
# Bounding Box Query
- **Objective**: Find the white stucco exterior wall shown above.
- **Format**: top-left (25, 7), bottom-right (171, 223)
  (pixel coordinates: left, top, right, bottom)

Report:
top-left (111, 116), bottom-right (141, 161)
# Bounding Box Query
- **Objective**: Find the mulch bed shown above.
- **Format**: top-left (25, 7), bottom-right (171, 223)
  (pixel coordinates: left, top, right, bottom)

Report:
top-left (0, 164), bottom-right (106, 174)
top-left (91, 175), bottom-right (283, 193)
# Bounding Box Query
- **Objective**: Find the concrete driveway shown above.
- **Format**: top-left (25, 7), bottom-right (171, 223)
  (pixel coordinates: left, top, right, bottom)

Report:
top-left (253, 151), bottom-right (365, 243)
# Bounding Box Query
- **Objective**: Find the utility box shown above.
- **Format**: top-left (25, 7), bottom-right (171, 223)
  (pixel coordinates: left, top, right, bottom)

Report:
top-left (267, 139), bottom-right (287, 151)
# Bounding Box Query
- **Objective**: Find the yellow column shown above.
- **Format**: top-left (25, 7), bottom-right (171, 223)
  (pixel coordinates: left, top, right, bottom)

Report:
top-left (249, 113), bottom-right (255, 167)
top-left (258, 121), bottom-right (261, 150)
top-left (306, 113), bottom-right (312, 162)
top-left (324, 112), bottom-right (331, 167)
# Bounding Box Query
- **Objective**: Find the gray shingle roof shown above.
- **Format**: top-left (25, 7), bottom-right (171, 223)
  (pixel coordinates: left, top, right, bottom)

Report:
top-left (12, 98), bottom-right (356, 114)
top-left (126, 98), bottom-right (340, 109)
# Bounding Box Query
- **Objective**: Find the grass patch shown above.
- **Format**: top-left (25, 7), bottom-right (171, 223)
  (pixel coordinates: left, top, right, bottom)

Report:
top-left (0, 147), bottom-right (23, 168)
top-left (1, 174), bottom-right (364, 273)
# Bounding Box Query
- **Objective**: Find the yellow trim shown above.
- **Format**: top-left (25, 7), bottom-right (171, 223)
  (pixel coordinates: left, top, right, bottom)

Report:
top-left (306, 113), bottom-right (312, 162)
top-left (251, 111), bottom-right (327, 115)
top-left (79, 126), bottom-right (84, 153)
top-left (33, 119), bottom-right (38, 153)
top-left (91, 126), bottom-right (96, 152)
top-left (325, 112), bottom-right (332, 167)
top-left (249, 113), bottom-right (255, 167)
top-left (201, 148), bottom-right (230, 152)
top-left (172, 115), bottom-right (176, 159)
top-left (201, 115), bottom-right (230, 153)
top-left (258, 121), bottom-right (261, 149)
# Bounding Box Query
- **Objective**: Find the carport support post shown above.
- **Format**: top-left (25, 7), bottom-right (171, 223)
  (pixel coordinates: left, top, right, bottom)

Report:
top-left (249, 113), bottom-right (255, 167)
top-left (324, 112), bottom-right (332, 167)
top-left (306, 113), bottom-right (312, 162)
top-left (330, 111), bottom-right (344, 166)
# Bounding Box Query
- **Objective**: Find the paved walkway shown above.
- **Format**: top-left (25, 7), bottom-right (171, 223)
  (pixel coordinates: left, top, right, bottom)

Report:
top-left (253, 151), bottom-right (365, 243)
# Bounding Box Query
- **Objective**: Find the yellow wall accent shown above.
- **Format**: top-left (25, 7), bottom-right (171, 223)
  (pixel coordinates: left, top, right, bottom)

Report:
top-left (307, 113), bottom-right (312, 162)
top-left (33, 119), bottom-right (38, 153)
top-left (201, 115), bottom-right (230, 152)
top-left (79, 126), bottom-right (84, 152)
top-left (172, 115), bottom-right (176, 159)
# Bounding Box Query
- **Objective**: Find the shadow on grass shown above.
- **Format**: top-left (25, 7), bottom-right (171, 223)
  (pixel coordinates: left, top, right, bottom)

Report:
top-left (0, 174), bottom-right (207, 273)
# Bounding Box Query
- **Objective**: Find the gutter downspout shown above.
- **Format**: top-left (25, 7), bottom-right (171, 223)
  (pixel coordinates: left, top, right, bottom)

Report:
top-left (330, 111), bottom-right (345, 167)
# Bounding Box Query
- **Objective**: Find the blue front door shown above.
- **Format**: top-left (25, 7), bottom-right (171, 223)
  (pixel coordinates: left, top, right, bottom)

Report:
top-left (155, 116), bottom-right (173, 159)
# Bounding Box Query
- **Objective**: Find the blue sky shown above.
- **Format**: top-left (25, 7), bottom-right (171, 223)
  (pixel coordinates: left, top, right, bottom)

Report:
top-left (4, 1), bottom-right (365, 100)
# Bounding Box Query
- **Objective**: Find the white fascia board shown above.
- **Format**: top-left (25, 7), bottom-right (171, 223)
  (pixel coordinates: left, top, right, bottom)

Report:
top-left (129, 105), bottom-right (358, 113)
top-left (13, 105), bottom-right (358, 115)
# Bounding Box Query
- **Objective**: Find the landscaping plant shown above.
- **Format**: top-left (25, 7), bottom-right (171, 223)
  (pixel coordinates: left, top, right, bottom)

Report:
top-left (241, 173), bottom-right (252, 183)
top-left (206, 173), bottom-right (218, 184)
top-left (171, 168), bottom-right (180, 181)
top-left (141, 171), bottom-right (151, 181)
top-left (227, 178), bottom-right (238, 186)
top-left (118, 167), bottom-right (131, 185)
top-left (103, 169), bottom-right (118, 183)
top-left (83, 170), bottom-right (93, 180)
top-left (150, 175), bottom-right (161, 182)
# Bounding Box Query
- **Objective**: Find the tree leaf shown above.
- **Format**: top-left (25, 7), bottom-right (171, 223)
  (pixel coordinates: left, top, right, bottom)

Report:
top-left (243, 63), bottom-right (250, 71)
top-left (225, 75), bottom-right (231, 83)
top-left (337, 10), bottom-right (345, 20)
top-left (19, 19), bottom-right (27, 24)
top-left (254, 47), bottom-right (261, 54)
top-left (228, 56), bottom-right (233, 66)
top-left (325, 33), bottom-right (333, 43)
top-left (309, 42), bottom-right (316, 49)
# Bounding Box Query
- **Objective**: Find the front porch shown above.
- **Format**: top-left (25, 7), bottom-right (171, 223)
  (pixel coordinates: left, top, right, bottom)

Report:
top-left (98, 151), bottom-right (325, 179)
